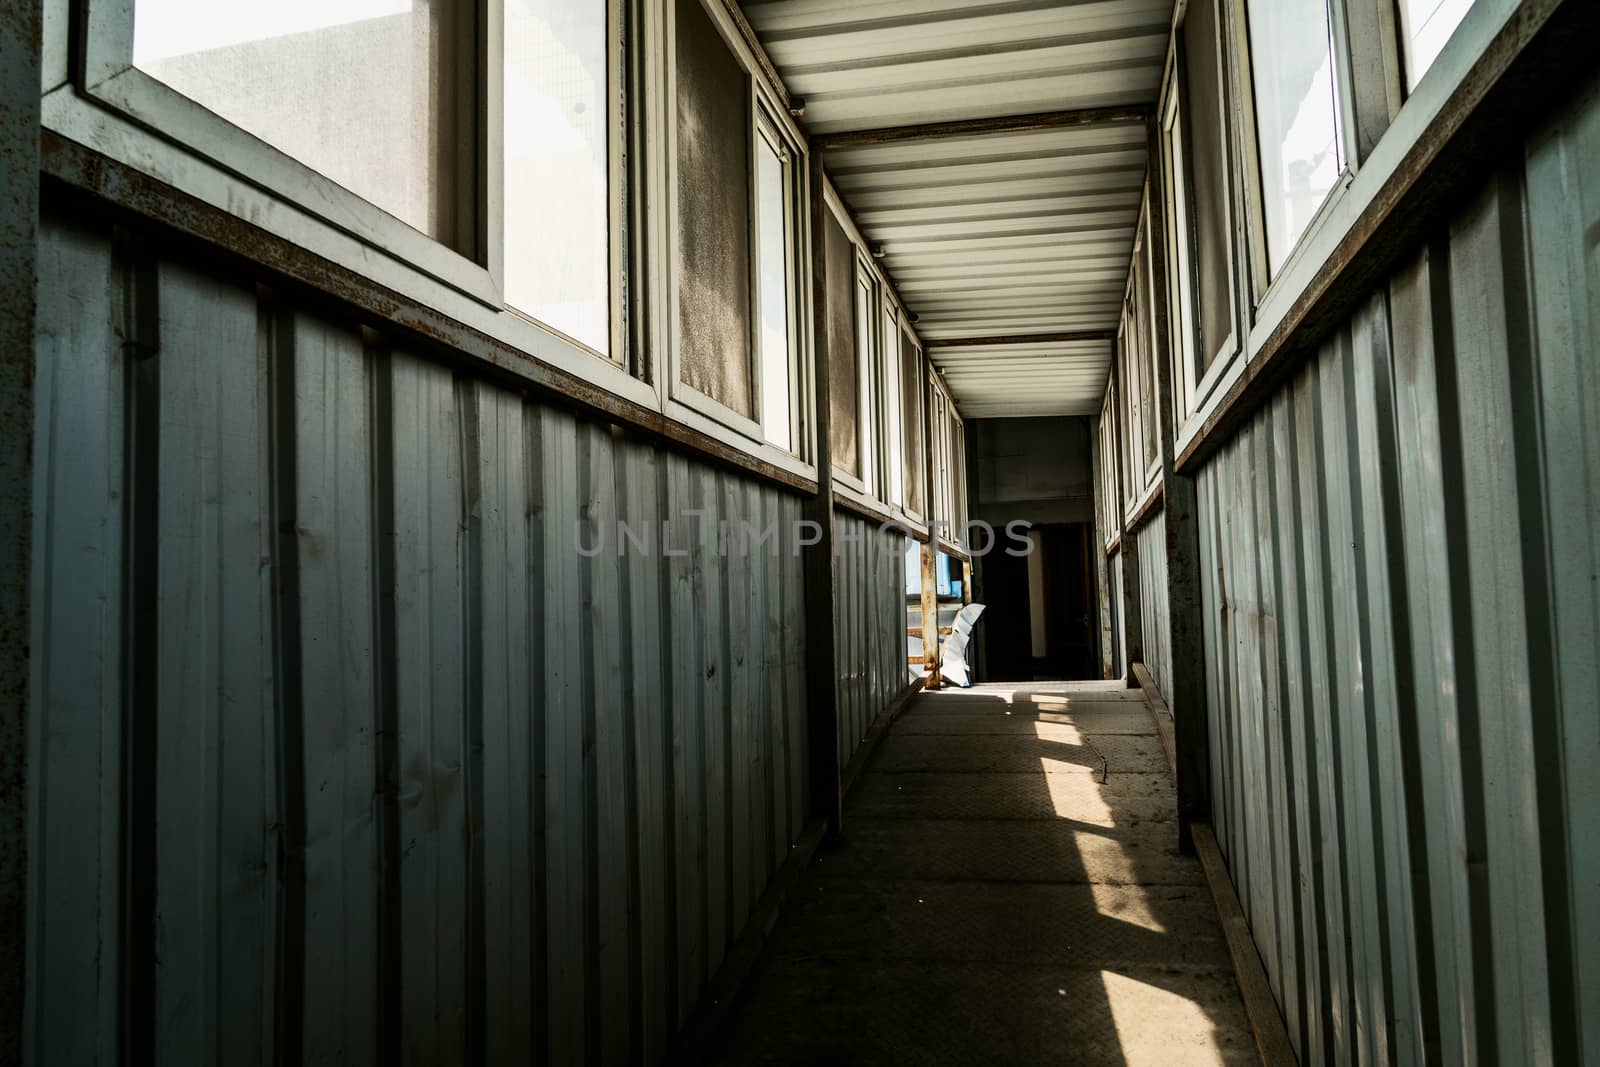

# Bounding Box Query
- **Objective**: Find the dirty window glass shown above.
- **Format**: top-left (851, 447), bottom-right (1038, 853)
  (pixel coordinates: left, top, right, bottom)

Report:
top-left (1246, 0), bottom-right (1345, 276)
top-left (1182, 0), bottom-right (1235, 373)
top-left (1398, 0), bottom-right (1475, 91)
top-left (133, 0), bottom-right (464, 244)
top-left (675, 0), bottom-right (753, 417)
top-left (826, 210), bottom-right (859, 477)
top-left (504, 0), bottom-right (613, 356)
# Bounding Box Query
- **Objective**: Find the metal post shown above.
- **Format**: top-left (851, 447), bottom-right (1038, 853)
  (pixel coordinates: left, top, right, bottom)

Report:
top-left (0, 0), bottom-right (41, 1057)
top-left (1144, 115), bottom-right (1209, 851)
top-left (920, 542), bottom-right (939, 690)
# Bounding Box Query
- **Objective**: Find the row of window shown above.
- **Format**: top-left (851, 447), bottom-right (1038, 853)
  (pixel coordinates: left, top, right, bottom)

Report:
top-left (819, 192), bottom-right (968, 542)
top-left (1101, 0), bottom-right (1480, 527)
top-left (1130, 0), bottom-right (1483, 456)
top-left (71, 0), bottom-right (967, 516)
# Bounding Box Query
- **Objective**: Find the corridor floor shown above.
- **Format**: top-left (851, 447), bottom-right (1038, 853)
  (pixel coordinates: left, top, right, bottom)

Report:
top-left (713, 681), bottom-right (1257, 1066)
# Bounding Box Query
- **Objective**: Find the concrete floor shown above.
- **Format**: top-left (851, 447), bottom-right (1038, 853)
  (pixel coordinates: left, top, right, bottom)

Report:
top-left (713, 681), bottom-right (1257, 1066)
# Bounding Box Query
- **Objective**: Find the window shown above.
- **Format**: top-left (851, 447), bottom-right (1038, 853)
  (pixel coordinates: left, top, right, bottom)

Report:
top-left (1398, 0), bottom-right (1476, 90)
top-left (1244, 0), bottom-right (1346, 276)
top-left (1180, 0), bottom-right (1237, 375)
top-left (83, 0), bottom-right (830, 476)
top-left (669, 0), bottom-right (806, 453)
top-left (930, 385), bottom-right (949, 530)
top-left (132, 0), bottom-right (473, 247)
top-left (1135, 226), bottom-right (1158, 474)
top-left (504, 0), bottom-right (615, 355)
top-left (883, 306), bottom-right (904, 507)
top-left (1161, 90), bottom-right (1199, 416)
top-left (926, 378), bottom-right (964, 542)
top-left (854, 270), bottom-right (881, 495)
top-left (899, 326), bottom-right (926, 517)
top-left (824, 209), bottom-right (860, 478)
top-left (949, 417), bottom-right (967, 544)
top-left (1119, 327), bottom-right (1140, 504)
top-left (756, 125), bottom-right (794, 451)
top-left (1098, 390), bottom-right (1120, 548)
top-left (674, 0), bottom-right (753, 418)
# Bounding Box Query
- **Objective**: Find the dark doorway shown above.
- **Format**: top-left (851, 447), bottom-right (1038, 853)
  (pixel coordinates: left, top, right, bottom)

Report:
top-left (979, 521), bottom-right (1096, 681)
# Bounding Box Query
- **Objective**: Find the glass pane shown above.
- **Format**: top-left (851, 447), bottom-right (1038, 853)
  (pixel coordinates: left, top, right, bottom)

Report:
top-left (1247, 0), bottom-right (1344, 276)
top-left (756, 136), bottom-right (791, 451)
top-left (883, 309), bottom-right (903, 506)
top-left (134, 0), bottom-right (457, 242)
top-left (675, 0), bottom-right (753, 417)
top-left (1163, 102), bottom-right (1196, 401)
top-left (899, 330), bottom-right (924, 515)
top-left (1137, 239), bottom-right (1157, 467)
top-left (825, 210), bottom-right (859, 477)
top-left (504, 0), bottom-right (612, 355)
top-left (855, 278), bottom-right (876, 494)
top-left (1182, 0), bottom-right (1234, 372)
top-left (1399, 0), bottom-right (1476, 91)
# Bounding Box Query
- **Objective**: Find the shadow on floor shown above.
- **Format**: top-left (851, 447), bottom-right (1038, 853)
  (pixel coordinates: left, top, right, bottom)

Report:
top-left (711, 681), bottom-right (1256, 1066)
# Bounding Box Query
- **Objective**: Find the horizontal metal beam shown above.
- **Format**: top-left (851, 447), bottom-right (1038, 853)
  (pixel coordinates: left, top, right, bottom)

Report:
top-left (815, 105), bottom-right (1153, 150)
top-left (925, 330), bottom-right (1116, 348)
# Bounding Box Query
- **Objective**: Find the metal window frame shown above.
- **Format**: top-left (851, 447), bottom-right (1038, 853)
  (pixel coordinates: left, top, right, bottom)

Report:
top-left (1158, 75), bottom-right (1201, 425)
top-left (1164, 0), bottom-right (1246, 423)
top-left (821, 181), bottom-right (872, 498)
top-left (1228, 0), bottom-right (1361, 303)
top-left (753, 113), bottom-right (808, 455)
top-left (1170, 0), bottom-right (1531, 468)
top-left (43, 0), bottom-right (822, 488)
top-left (78, 0), bottom-right (502, 305)
top-left (660, 0), bottom-right (814, 458)
top-left (897, 315), bottom-right (928, 527)
top-left (1099, 387), bottom-right (1122, 555)
top-left (500, 0), bottom-right (632, 368)
top-left (881, 298), bottom-right (904, 510)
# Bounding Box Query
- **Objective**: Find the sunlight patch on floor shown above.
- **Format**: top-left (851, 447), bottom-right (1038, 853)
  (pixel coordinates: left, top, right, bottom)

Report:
top-left (1039, 759), bottom-right (1115, 824)
top-left (1087, 878), bottom-right (1168, 934)
top-left (1100, 971), bottom-right (1232, 1065)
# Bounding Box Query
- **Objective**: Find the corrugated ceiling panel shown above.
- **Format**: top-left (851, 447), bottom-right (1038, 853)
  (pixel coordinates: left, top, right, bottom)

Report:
top-left (744, 0), bottom-right (1167, 418)
top-left (744, 0), bottom-right (1172, 132)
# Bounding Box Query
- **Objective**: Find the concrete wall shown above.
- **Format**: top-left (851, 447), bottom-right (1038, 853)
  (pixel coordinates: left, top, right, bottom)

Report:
top-left (968, 416), bottom-right (1094, 528)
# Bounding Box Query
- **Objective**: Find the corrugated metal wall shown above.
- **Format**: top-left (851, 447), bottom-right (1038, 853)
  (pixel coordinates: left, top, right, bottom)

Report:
top-left (1109, 550), bottom-right (1126, 678)
top-left (25, 213), bottom-right (816, 1066)
top-left (1135, 510), bottom-right (1171, 697)
top-left (1195, 81), bottom-right (1598, 1066)
top-left (832, 514), bottom-right (911, 769)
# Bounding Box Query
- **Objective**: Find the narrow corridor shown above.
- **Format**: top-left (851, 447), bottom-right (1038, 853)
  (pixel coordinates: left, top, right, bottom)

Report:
top-left (714, 682), bottom-right (1256, 1065)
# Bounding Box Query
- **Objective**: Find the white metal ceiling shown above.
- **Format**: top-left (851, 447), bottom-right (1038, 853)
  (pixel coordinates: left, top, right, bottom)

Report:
top-left (742, 0), bottom-right (1172, 418)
